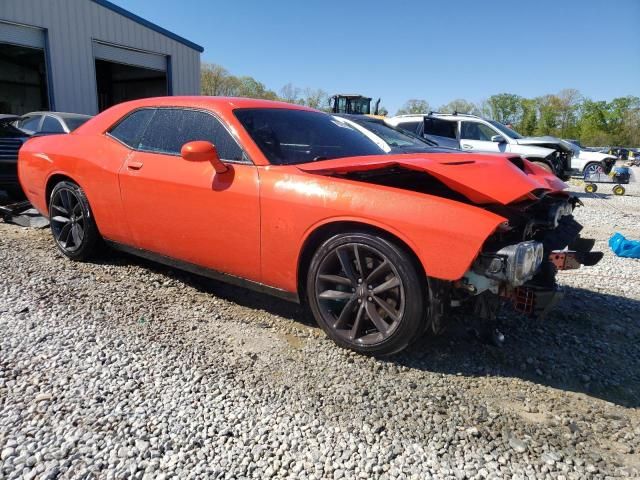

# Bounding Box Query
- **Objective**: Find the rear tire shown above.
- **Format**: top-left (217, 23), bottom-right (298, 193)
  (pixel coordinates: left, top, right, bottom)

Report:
top-left (584, 183), bottom-right (597, 193)
top-left (306, 232), bottom-right (427, 355)
top-left (48, 181), bottom-right (101, 261)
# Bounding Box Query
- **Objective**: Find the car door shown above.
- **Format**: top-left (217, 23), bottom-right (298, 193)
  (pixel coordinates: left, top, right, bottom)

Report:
top-left (459, 121), bottom-right (506, 153)
top-left (118, 107), bottom-right (261, 282)
top-left (422, 117), bottom-right (459, 149)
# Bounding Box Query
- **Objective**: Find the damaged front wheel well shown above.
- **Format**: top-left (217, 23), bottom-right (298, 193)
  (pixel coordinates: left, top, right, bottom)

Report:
top-left (296, 221), bottom-right (427, 302)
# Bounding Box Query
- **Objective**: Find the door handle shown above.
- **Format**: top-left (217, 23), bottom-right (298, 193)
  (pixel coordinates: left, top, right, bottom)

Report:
top-left (462, 144), bottom-right (473, 149)
top-left (127, 161), bottom-right (144, 170)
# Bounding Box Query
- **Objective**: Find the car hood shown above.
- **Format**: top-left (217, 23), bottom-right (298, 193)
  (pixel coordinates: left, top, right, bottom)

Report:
top-left (297, 153), bottom-right (566, 205)
top-left (513, 136), bottom-right (574, 154)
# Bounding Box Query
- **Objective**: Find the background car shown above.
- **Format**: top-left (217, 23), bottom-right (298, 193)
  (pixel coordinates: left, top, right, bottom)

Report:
top-left (0, 115), bottom-right (30, 199)
top-left (388, 112), bottom-right (574, 180)
top-left (14, 111), bottom-right (92, 135)
top-left (561, 139), bottom-right (617, 176)
top-left (18, 97), bottom-right (600, 355)
top-left (1, 112), bottom-right (92, 199)
top-left (332, 114), bottom-right (455, 154)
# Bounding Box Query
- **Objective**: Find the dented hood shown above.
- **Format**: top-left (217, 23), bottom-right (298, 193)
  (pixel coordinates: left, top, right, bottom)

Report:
top-left (297, 153), bottom-right (567, 205)
top-left (513, 136), bottom-right (574, 154)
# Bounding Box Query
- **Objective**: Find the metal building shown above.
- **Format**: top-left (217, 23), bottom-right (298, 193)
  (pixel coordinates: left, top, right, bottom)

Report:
top-left (0, 0), bottom-right (203, 115)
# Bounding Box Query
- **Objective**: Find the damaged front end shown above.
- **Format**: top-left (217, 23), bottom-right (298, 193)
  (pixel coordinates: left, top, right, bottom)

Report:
top-left (456, 195), bottom-right (603, 322)
top-left (297, 153), bottom-right (602, 334)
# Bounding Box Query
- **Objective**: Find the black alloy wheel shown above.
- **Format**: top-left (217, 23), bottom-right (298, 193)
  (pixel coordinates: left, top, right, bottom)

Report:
top-left (307, 233), bottom-right (426, 355)
top-left (49, 181), bottom-right (101, 260)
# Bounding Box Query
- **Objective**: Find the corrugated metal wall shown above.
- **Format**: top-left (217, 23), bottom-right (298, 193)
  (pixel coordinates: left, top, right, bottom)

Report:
top-left (0, 0), bottom-right (201, 114)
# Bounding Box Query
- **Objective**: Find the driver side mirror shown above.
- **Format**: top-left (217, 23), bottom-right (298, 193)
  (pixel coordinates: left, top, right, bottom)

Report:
top-left (491, 135), bottom-right (506, 143)
top-left (181, 141), bottom-right (228, 174)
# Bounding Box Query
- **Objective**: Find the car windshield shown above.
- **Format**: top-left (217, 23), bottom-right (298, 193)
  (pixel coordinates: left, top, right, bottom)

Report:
top-left (64, 117), bottom-right (90, 131)
top-left (488, 120), bottom-right (523, 139)
top-left (234, 108), bottom-right (383, 165)
top-left (359, 119), bottom-right (438, 147)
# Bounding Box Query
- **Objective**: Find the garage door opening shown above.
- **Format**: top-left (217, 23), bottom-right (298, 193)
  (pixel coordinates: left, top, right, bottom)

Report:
top-left (95, 59), bottom-right (167, 112)
top-left (0, 43), bottom-right (49, 114)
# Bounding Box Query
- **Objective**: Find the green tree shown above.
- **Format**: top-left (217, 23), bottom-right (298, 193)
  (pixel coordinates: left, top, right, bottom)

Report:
top-left (535, 94), bottom-right (563, 135)
top-left (517, 98), bottom-right (538, 136)
top-left (396, 99), bottom-right (430, 115)
top-left (438, 99), bottom-right (478, 115)
top-left (236, 76), bottom-right (278, 100)
top-left (485, 93), bottom-right (523, 124)
top-left (577, 99), bottom-right (609, 145)
top-left (201, 63), bottom-right (237, 96)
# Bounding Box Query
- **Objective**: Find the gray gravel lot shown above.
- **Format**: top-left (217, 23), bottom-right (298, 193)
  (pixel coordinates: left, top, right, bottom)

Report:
top-left (1, 173), bottom-right (639, 479)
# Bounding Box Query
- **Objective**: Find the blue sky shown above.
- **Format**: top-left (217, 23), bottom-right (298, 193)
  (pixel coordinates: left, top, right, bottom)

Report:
top-left (121, 0), bottom-right (639, 113)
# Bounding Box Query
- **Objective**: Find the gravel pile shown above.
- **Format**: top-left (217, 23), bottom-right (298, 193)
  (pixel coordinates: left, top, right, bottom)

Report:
top-left (1, 173), bottom-right (639, 479)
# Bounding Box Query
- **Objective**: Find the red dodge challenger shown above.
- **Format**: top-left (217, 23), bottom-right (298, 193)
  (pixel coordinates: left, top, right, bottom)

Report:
top-left (18, 97), bottom-right (601, 354)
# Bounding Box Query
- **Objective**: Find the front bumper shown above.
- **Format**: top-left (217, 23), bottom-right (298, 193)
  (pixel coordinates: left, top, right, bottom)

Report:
top-left (459, 212), bottom-right (603, 319)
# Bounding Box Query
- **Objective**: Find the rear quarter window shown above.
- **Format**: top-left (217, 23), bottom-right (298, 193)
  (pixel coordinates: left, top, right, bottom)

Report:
top-left (108, 109), bottom-right (155, 149)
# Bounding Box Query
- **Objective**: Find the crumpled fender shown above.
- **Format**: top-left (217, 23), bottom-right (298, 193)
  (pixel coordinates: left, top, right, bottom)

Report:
top-left (298, 153), bottom-right (566, 205)
top-left (258, 166), bottom-right (508, 289)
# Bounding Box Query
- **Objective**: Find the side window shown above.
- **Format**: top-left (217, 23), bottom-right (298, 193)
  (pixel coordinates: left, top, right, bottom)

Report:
top-left (461, 122), bottom-right (497, 141)
top-left (109, 109), bottom-right (155, 149)
top-left (396, 121), bottom-right (420, 134)
top-left (423, 118), bottom-right (457, 139)
top-left (19, 116), bottom-right (42, 132)
top-left (139, 109), bottom-right (243, 161)
top-left (42, 116), bottom-right (65, 133)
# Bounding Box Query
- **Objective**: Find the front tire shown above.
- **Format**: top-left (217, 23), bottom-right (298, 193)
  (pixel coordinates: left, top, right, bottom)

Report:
top-left (306, 232), bottom-right (426, 355)
top-left (48, 181), bottom-right (101, 261)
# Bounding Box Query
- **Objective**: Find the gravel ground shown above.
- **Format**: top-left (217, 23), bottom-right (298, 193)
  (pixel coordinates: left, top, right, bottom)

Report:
top-left (1, 171), bottom-right (639, 479)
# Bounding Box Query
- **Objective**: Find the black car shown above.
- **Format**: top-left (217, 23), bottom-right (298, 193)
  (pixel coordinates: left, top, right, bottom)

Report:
top-left (0, 112), bottom-right (92, 199)
top-left (0, 115), bottom-right (29, 199)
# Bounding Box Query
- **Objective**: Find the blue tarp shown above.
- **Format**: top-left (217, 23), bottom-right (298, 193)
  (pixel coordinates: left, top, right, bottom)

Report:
top-left (609, 232), bottom-right (640, 259)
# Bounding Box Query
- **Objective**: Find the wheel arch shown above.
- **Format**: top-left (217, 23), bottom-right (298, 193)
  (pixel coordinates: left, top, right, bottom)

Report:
top-left (45, 173), bottom-right (81, 215)
top-left (296, 220), bottom-right (427, 301)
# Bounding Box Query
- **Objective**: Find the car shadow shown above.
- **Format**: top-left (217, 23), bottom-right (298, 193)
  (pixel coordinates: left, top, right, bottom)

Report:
top-left (391, 286), bottom-right (640, 408)
top-left (99, 250), bottom-right (640, 408)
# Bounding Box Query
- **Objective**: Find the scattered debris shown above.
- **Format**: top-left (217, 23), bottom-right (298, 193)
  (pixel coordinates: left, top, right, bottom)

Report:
top-left (0, 200), bottom-right (49, 228)
top-left (609, 232), bottom-right (640, 259)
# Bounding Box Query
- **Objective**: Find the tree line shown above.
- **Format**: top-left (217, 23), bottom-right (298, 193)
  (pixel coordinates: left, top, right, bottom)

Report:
top-left (202, 64), bottom-right (639, 147)
top-left (396, 91), bottom-right (640, 147)
top-left (201, 63), bottom-right (332, 111)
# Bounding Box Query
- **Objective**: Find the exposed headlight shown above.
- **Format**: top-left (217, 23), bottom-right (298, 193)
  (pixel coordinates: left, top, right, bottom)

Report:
top-left (476, 241), bottom-right (545, 286)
